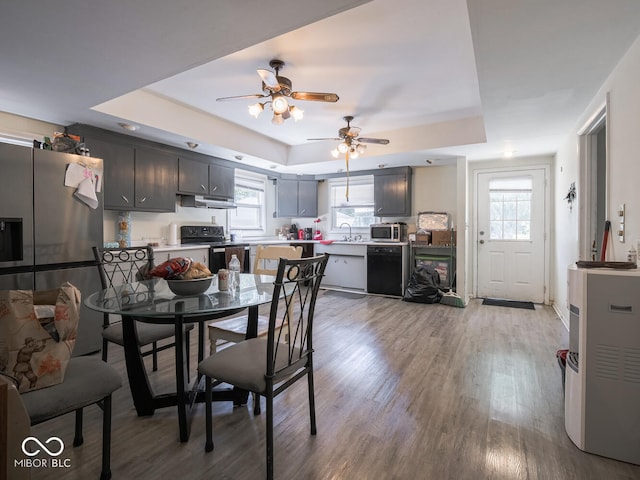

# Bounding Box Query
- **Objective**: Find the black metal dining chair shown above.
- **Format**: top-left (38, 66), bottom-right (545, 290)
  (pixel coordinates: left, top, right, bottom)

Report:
top-left (92, 246), bottom-right (194, 373)
top-left (1, 282), bottom-right (122, 480)
top-left (198, 253), bottom-right (328, 480)
top-left (10, 357), bottom-right (122, 480)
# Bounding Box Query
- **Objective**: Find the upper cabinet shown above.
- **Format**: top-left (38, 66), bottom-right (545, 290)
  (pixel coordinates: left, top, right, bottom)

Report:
top-left (178, 158), bottom-right (235, 200)
top-left (276, 178), bottom-right (318, 218)
top-left (374, 167), bottom-right (412, 217)
top-left (178, 157), bottom-right (208, 195)
top-left (134, 147), bottom-right (177, 212)
top-left (83, 136), bottom-right (176, 212)
top-left (208, 163), bottom-right (235, 200)
top-left (87, 137), bottom-right (135, 210)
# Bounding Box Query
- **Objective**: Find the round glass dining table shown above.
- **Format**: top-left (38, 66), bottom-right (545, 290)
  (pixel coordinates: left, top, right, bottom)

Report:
top-left (85, 273), bottom-right (279, 442)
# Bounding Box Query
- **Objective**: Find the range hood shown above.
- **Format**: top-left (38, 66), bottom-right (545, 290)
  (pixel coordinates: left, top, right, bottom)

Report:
top-left (180, 195), bottom-right (237, 209)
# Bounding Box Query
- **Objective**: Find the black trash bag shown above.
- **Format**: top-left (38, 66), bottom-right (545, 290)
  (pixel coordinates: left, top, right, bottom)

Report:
top-left (403, 265), bottom-right (443, 304)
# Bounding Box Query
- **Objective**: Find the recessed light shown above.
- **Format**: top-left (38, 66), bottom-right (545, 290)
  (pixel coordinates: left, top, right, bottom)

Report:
top-left (504, 150), bottom-right (516, 158)
top-left (118, 122), bottom-right (139, 131)
top-left (186, 142), bottom-right (198, 149)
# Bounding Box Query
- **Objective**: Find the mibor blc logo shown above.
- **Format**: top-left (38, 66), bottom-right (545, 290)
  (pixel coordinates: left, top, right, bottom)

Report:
top-left (15, 436), bottom-right (71, 469)
top-left (22, 436), bottom-right (64, 456)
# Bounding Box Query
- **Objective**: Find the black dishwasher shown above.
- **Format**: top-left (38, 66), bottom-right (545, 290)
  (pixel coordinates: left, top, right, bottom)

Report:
top-left (367, 245), bottom-right (403, 296)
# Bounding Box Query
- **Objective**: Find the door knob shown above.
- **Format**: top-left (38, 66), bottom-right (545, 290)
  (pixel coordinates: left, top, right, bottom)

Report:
top-left (480, 231), bottom-right (485, 235)
top-left (479, 239), bottom-right (485, 244)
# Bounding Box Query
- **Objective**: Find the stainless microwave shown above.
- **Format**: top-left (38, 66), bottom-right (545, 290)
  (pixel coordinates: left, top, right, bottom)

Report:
top-left (370, 223), bottom-right (407, 242)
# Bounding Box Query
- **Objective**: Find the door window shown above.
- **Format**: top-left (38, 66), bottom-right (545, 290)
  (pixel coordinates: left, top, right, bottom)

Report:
top-left (488, 176), bottom-right (532, 241)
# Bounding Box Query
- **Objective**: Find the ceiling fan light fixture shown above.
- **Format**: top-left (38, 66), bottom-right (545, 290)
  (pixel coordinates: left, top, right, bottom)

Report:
top-left (331, 148), bottom-right (340, 158)
top-left (290, 105), bottom-right (304, 121)
top-left (271, 113), bottom-right (284, 125)
top-left (248, 102), bottom-right (264, 118)
top-left (356, 144), bottom-right (367, 154)
top-left (271, 95), bottom-right (289, 114)
top-left (350, 148), bottom-right (359, 159)
top-left (337, 142), bottom-right (349, 154)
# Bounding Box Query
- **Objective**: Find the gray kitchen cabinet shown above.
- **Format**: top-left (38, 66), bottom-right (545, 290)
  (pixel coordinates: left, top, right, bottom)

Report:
top-left (277, 179), bottom-right (299, 217)
top-left (178, 157), bottom-right (209, 195)
top-left (178, 158), bottom-right (235, 200)
top-left (297, 179), bottom-right (318, 217)
top-left (208, 163), bottom-right (235, 199)
top-left (84, 136), bottom-right (176, 212)
top-left (134, 147), bottom-right (177, 212)
top-left (276, 178), bottom-right (318, 218)
top-left (374, 167), bottom-right (412, 217)
top-left (87, 137), bottom-right (136, 210)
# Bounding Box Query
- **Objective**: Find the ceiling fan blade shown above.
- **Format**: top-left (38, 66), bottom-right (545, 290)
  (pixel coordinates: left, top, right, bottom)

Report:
top-left (291, 92), bottom-right (339, 102)
top-left (257, 69), bottom-right (280, 91)
top-left (216, 94), bottom-right (266, 102)
top-left (357, 137), bottom-right (390, 145)
top-left (307, 137), bottom-right (342, 141)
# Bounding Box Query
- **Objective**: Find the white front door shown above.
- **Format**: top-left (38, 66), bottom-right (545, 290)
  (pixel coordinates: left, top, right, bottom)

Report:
top-left (476, 169), bottom-right (546, 303)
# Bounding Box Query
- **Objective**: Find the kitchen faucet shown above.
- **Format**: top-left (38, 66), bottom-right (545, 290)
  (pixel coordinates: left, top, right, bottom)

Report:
top-left (340, 222), bottom-right (352, 241)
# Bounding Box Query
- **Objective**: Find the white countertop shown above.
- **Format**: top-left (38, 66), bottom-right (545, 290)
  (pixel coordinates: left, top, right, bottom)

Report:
top-left (151, 239), bottom-right (408, 252)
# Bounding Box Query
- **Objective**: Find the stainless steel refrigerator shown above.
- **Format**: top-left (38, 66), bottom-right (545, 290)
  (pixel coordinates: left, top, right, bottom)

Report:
top-left (0, 143), bottom-right (104, 355)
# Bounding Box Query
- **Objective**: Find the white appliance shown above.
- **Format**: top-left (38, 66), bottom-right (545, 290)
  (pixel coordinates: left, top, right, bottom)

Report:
top-left (566, 266), bottom-right (640, 465)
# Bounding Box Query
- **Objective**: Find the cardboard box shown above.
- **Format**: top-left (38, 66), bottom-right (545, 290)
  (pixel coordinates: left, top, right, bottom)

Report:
top-left (414, 232), bottom-right (431, 244)
top-left (431, 230), bottom-right (456, 246)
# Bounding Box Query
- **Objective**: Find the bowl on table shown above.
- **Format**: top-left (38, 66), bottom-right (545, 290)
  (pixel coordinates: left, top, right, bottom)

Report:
top-left (166, 276), bottom-right (213, 296)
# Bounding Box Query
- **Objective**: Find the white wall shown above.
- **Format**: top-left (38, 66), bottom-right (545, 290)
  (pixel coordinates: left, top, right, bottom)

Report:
top-left (412, 164), bottom-right (458, 229)
top-left (553, 34), bottom-right (640, 326)
top-left (0, 112), bottom-right (62, 144)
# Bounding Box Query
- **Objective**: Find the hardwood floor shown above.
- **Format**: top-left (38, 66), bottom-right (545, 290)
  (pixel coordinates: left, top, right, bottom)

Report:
top-left (29, 292), bottom-right (640, 479)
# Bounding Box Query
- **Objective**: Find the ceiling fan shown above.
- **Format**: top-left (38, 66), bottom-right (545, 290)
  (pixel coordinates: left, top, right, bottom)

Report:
top-left (308, 115), bottom-right (390, 159)
top-left (216, 59), bottom-right (339, 125)
top-left (309, 116), bottom-right (390, 200)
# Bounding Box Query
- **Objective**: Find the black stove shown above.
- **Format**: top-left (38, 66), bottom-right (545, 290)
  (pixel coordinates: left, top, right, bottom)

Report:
top-left (181, 225), bottom-right (250, 272)
top-left (180, 225), bottom-right (248, 248)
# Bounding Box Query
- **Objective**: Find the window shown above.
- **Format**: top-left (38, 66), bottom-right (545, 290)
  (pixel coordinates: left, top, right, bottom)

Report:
top-left (228, 172), bottom-right (266, 233)
top-left (489, 176), bottom-right (532, 241)
top-left (328, 176), bottom-right (375, 231)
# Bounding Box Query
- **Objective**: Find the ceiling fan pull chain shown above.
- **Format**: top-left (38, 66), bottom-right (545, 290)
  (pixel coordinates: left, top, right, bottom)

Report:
top-left (345, 150), bottom-right (350, 201)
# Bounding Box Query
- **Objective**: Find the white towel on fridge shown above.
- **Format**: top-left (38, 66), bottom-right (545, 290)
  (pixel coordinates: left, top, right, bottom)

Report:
top-left (74, 176), bottom-right (99, 209)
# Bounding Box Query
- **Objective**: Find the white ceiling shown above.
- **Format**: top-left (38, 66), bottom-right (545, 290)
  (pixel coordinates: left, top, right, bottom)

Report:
top-left (2, 0), bottom-right (640, 175)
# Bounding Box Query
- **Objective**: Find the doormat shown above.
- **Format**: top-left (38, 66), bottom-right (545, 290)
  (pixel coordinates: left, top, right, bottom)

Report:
top-left (482, 298), bottom-right (535, 310)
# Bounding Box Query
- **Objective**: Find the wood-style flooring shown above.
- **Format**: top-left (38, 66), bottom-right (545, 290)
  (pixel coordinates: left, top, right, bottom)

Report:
top-left (29, 292), bottom-right (640, 479)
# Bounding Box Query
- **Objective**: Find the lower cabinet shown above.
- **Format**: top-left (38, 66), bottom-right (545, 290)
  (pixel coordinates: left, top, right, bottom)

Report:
top-left (314, 243), bottom-right (366, 291)
top-left (323, 255), bottom-right (366, 290)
